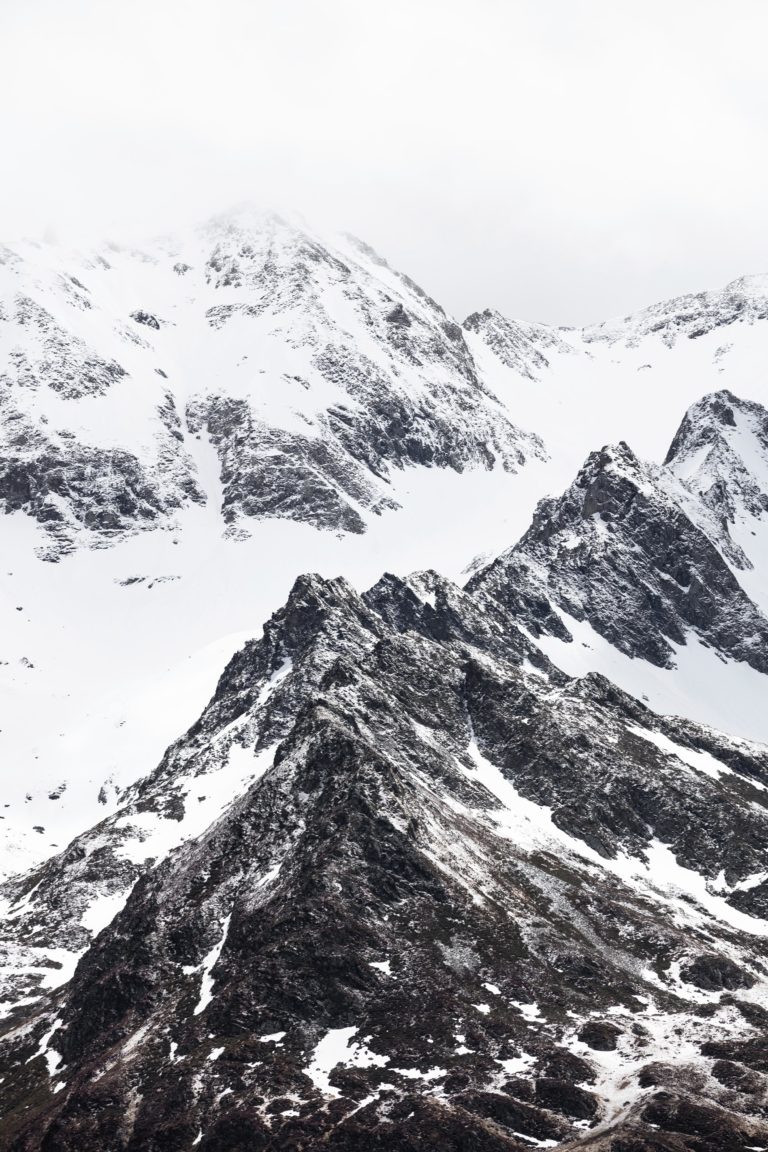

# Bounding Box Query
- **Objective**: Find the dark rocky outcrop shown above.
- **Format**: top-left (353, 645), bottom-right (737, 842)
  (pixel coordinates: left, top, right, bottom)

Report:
top-left (1, 569), bottom-right (767, 1150)
top-left (469, 438), bottom-right (768, 671)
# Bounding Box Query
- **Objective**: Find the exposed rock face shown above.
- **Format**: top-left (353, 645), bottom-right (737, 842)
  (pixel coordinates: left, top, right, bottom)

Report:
top-left (469, 438), bottom-right (768, 671)
top-left (3, 217), bottom-right (768, 1152)
top-left (191, 214), bottom-right (544, 533)
top-left (665, 390), bottom-right (768, 566)
top-left (0, 389), bottom-right (203, 558)
top-left (129, 310), bottom-right (161, 329)
top-left (1, 570), bottom-right (768, 1150)
top-left (184, 395), bottom-right (385, 535)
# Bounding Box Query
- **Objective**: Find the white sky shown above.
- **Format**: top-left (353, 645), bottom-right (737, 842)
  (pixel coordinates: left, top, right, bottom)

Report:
top-left (2, 0), bottom-right (767, 325)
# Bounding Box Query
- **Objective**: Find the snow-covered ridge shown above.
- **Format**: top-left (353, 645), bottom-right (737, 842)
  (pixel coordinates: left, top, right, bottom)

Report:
top-left (581, 273), bottom-right (768, 348)
top-left (462, 308), bottom-right (575, 379)
top-left (665, 390), bottom-right (768, 610)
top-left (1, 216), bottom-right (768, 1148)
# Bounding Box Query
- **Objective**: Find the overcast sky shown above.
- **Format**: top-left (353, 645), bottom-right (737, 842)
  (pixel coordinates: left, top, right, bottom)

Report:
top-left (2, 0), bottom-right (767, 325)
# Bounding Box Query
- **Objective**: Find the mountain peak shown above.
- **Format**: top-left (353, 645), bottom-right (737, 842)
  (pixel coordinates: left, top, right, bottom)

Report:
top-left (197, 204), bottom-right (305, 241)
top-left (665, 388), bottom-right (767, 466)
top-left (471, 429), bottom-right (768, 672)
top-left (4, 545), bottom-right (768, 1151)
top-left (463, 307), bottom-right (573, 379)
top-left (0, 210), bottom-right (544, 557)
top-left (664, 390), bottom-right (768, 583)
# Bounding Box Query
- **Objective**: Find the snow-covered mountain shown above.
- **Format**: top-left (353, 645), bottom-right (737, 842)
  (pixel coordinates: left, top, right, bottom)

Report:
top-left (0, 209), bottom-right (541, 554)
top-left (1, 213), bottom-right (768, 1150)
top-left (665, 390), bottom-right (768, 607)
top-left (0, 208), bottom-right (549, 881)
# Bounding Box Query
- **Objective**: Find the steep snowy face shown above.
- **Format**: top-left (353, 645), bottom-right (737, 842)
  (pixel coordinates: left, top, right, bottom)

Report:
top-left (185, 212), bottom-right (546, 534)
top-left (2, 222), bottom-right (768, 1151)
top-left (2, 572), bottom-right (768, 1151)
top-left (0, 212), bottom-right (543, 554)
top-left (0, 245), bottom-right (204, 558)
top-left (581, 274), bottom-right (768, 348)
top-left (665, 390), bottom-right (768, 518)
top-left (665, 390), bottom-right (768, 606)
top-left (470, 438), bottom-right (768, 673)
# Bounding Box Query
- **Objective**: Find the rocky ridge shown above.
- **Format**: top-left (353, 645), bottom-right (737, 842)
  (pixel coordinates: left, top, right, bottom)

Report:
top-left (1, 220), bottom-right (768, 1152)
top-left (664, 390), bottom-right (768, 585)
top-left (1, 567), bottom-right (768, 1149)
top-left (462, 309), bottom-right (576, 379)
top-left (469, 392), bottom-right (768, 677)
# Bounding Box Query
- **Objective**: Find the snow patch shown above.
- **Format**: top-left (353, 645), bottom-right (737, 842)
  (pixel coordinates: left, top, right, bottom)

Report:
top-left (306, 1026), bottom-right (389, 1097)
top-left (191, 914), bottom-right (231, 1016)
top-left (369, 959), bottom-right (393, 976)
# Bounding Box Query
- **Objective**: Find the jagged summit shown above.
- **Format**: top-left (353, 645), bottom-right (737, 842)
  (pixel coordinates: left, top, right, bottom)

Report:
top-left (666, 389), bottom-right (768, 519)
top-left (663, 390), bottom-right (768, 614)
top-left (3, 214), bottom-right (768, 1151)
top-left (462, 308), bottom-right (574, 379)
top-left (470, 432), bottom-right (768, 672)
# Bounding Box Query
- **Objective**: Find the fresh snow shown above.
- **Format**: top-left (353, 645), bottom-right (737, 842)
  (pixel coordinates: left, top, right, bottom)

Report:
top-left (3, 247), bottom-right (768, 883)
top-left (80, 888), bottom-right (134, 935)
top-left (369, 959), bottom-right (393, 976)
top-left (627, 725), bottom-right (749, 785)
top-left (510, 1000), bottom-right (542, 1022)
top-left (534, 606), bottom-right (768, 745)
top-left (306, 1026), bottom-right (389, 1096)
top-left (26, 1016), bottom-right (62, 1075)
top-left (115, 745), bottom-right (276, 867)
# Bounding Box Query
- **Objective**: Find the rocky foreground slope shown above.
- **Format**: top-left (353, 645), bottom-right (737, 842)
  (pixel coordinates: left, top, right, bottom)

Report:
top-left (1, 554), bottom-right (768, 1149)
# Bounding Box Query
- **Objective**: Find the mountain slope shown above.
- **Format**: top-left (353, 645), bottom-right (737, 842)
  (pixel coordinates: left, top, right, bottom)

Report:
top-left (0, 210), bottom-right (554, 882)
top-left (3, 232), bottom-right (768, 886)
top-left (1, 221), bottom-right (768, 1151)
top-left (2, 572), bottom-right (768, 1150)
top-left (464, 273), bottom-right (768, 496)
top-left (665, 389), bottom-right (768, 612)
top-left (466, 388), bottom-right (768, 744)
top-left (581, 274), bottom-right (768, 348)
top-left (469, 438), bottom-right (768, 672)
top-left (462, 308), bottom-right (575, 379)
